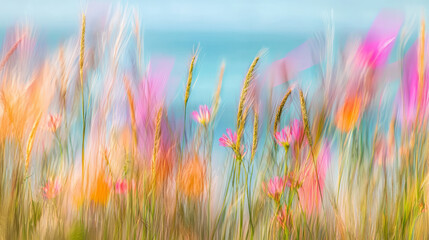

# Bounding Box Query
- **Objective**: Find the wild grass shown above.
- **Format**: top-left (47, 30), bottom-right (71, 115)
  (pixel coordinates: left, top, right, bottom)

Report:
top-left (0, 8), bottom-right (428, 240)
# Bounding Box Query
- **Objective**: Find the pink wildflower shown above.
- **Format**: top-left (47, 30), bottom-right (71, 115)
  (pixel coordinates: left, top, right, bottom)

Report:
top-left (42, 179), bottom-right (61, 199)
top-left (297, 142), bottom-right (331, 215)
top-left (114, 179), bottom-right (135, 194)
top-left (357, 11), bottom-right (403, 69)
top-left (263, 176), bottom-right (286, 202)
top-left (399, 39), bottom-right (429, 127)
top-left (47, 114), bottom-right (62, 133)
top-left (219, 128), bottom-right (237, 148)
top-left (275, 126), bottom-right (292, 147)
top-left (275, 119), bottom-right (304, 148)
top-left (290, 119), bottom-right (305, 147)
top-left (192, 105), bottom-right (211, 126)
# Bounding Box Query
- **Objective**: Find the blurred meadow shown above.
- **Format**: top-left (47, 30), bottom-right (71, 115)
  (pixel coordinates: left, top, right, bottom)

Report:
top-left (0, 0), bottom-right (429, 239)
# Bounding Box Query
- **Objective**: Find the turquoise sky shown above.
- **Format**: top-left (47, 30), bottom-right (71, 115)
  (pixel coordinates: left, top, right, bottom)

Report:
top-left (1, 0), bottom-right (428, 34)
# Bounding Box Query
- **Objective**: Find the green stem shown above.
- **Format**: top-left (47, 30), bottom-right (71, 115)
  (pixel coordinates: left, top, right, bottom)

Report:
top-left (238, 162), bottom-right (243, 239)
top-left (211, 161), bottom-right (234, 240)
top-left (81, 85), bottom-right (86, 191)
top-left (284, 146), bottom-right (289, 178)
top-left (245, 165), bottom-right (254, 239)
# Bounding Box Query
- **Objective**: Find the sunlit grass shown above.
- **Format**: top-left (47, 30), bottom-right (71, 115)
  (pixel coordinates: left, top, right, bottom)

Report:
top-left (0, 8), bottom-right (428, 240)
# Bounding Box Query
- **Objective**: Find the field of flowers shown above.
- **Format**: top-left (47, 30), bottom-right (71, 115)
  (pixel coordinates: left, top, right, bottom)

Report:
top-left (0, 8), bottom-right (428, 239)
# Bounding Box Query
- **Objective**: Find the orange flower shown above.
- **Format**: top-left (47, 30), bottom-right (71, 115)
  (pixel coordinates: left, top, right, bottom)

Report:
top-left (90, 173), bottom-right (111, 205)
top-left (335, 95), bottom-right (361, 132)
top-left (153, 147), bottom-right (174, 188)
top-left (177, 156), bottom-right (206, 198)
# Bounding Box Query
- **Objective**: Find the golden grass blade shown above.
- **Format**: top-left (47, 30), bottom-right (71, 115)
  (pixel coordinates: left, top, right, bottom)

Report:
top-left (80, 14), bottom-right (86, 188)
top-left (80, 14), bottom-right (86, 88)
top-left (133, 10), bottom-right (143, 72)
top-left (152, 106), bottom-right (163, 180)
top-left (184, 54), bottom-right (196, 109)
top-left (236, 56), bottom-right (259, 130)
top-left (123, 75), bottom-right (138, 148)
top-left (273, 88), bottom-right (292, 133)
top-left (59, 46), bottom-right (67, 111)
top-left (237, 105), bottom-right (251, 149)
top-left (299, 90), bottom-right (313, 148)
top-left (251, 107), bottom-right (259, 161)
top-left (0, 36), bottom-right (24, 71)
top-left (212, 62), bottom-right (225, 117)
top-left (299, 89), bottom-right (324, 205)
top-left (25, 112), bottom-right (42, 172)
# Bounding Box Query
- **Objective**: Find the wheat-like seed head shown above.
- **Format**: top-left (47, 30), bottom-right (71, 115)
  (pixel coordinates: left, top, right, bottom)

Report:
top-left (123, 76), bottom-right (138, 148)
top-left (251, 107), bottom-right (259, 161)
top-left (184, 55), bottom-right (196, 108)
top-left (299, 90), bottom-right (313, 148)
top-left (25, 112), bottom-right (42, 171)
top-left (0, 36), bottom-right (24, 71)
top-left (273, 88), bottom-right (292, 133)
top-left (235, 56), bottom-right (259, 161)
top-left (237, 56), bottom-right (259, 130)
top-left (212, 62), bottom-right (225, 117)
top-left (79, 14), bottom-right (86, 87)
top-left (237, 105), bottom-right (251, 150)
top-left (133, 10), bottom-right (142, 72)
top-left (59, 46), bottom-right (67, 111)
top-left (152, 106), bottom-right (163, 180)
